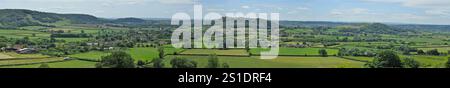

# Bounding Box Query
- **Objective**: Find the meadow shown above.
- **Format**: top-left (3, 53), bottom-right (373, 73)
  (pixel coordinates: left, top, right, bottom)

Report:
top-left (1, 60), bottom-right (96, 68)
top-left (180, 49), bottom-right (249, 56)
top-left (164, 55), bottom-right (364, 68)
top-left (250, 48), bottom-right (338, 56)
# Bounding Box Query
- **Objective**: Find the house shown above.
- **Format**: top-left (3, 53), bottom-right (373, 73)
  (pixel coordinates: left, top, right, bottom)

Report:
top-left (16, 48), bottom-right (37, 54)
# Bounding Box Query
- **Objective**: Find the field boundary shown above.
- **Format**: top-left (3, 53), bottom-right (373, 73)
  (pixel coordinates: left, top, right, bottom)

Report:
top-left (336, 56), bottom-right (370, 63)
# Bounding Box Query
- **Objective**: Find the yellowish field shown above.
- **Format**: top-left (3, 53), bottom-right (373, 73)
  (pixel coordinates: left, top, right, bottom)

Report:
top-left (0, 53), bottom-right (14, 59)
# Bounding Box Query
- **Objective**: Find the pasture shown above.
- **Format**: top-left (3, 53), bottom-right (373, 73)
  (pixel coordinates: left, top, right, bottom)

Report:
top-left (164, 55), bottom-right (364, 68)
top-left (250, 48), bottom-right (338, 56)
top-left (180, 49), bottom-right (249, 56)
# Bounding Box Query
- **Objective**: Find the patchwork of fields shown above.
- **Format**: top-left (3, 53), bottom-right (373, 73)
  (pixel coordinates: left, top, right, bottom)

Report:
top-left (0, 25), bottom-right (449, 68)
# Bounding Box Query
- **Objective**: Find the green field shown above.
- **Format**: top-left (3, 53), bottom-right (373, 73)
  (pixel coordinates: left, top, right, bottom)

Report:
top-left (57, 38), bottom-right (90, 42)
top-left (0, 53), bottom-right (50, 59)
top-left (164, 55), bottom-right (364, 68)
top-left (418, 47), bottom-right (450, 53)
top-left (68, 47), bottom-right (183, 61)
top-left (1, 60), bottom-right (97, 68)
top-left (0, 57), bottom-right (64, 66)
top-left (0, 29), bottom-right (49, 39)
top-left (400, 55), bottom-right (449, 68)
top-left (343, 56), bottom-right (373, 62)
top-left (69, 51), bottom-right (110, 60)
top-left (250, 48), bottom-right (338, 56)
top-left (180, 49), bottom-right (249, 56)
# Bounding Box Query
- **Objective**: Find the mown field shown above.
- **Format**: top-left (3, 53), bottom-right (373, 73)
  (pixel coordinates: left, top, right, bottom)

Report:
top-left (180, 49), bottom-right (249, 56)
top-left (164, 55), bottom-right (364, 68)
top-left (0, 29), bottom-right (50, 39)
top-left (1, 60), bottom-right (96, 68)
top-left (68, 47), bottom-right (183, 61)
top-left (250, 48), bottom-right (338, 56)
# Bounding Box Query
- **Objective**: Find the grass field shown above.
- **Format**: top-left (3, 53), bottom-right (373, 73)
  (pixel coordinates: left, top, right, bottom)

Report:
top-left (0, 53), bottom-right (14, 59)
top-left (400, 55), bottom-right (449, 68)
top-left (164, 55), bottom-right (364, 68)
top-left (1, 60), bottom-right (97, 68)
top-left (418, 47), bottom-right (450, 53)
top-left (127, 48), bottom-right (159, 61)
top-left (343, 56), bottom-right (373, 62)
top-left (69, 51), bottom-right (110, 60)
top-left (250, 48), bottom-right (338, 56)
top-left (0, 53), bottom-right (50, 58)
top-left (0, 57), bottom-right (64, 66)
top-left (0, 29), bottom-right (50, 39)
top-left (57, 38), bottom-right (90, 42)
top-left (68, 47), bottom-right (183, 61)
top-left (180, 49), bottom-right (249, 56)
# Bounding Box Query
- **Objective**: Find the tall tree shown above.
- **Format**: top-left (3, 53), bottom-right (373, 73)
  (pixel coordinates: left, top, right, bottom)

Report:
top-left (403, 58), bottom-right (420, 68)
top-left (158, 46), bottom-right (164, 58)
top-left (170, 57), bottom-right (197, 68)
top-left (207, 54), bottom-right (219, 68)
top-left (319, 49), bottom-right (328, 57)
top-left (365, 50), bottom-right (403, 68)
top-left (446, 57), bottom-right (450, 68)
top-left (152, 58), bottom-right (165, 68)
top-left (98, 51), bottom-right (135, 68)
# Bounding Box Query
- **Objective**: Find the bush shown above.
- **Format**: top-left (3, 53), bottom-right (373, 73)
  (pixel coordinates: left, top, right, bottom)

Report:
top-left (403, 58), bottom-right (420, 68)
top-left (38, 63), bottom-right (50, 68)
top-left (446, 57), bottom-right (450, 68)
top-left (365, 50), bottom-right (403, 68)
top-left (170, 57), bottom-right (197, 68)
top-left (98, 51), bottom-right (135, 68)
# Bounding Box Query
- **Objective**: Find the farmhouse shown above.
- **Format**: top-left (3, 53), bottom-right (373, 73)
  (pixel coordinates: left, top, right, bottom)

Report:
top-left (16, 48), bottom-right (37, 54)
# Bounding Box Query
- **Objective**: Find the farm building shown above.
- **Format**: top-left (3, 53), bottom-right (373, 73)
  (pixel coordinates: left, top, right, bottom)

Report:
top-left (16, 48), bottom-right (37, 54)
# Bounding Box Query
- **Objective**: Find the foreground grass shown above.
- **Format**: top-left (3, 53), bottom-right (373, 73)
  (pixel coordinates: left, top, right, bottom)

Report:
top-left (164, 55), bottom-right (364, 68)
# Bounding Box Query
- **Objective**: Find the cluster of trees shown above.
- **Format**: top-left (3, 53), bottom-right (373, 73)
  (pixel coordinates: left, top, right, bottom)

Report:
top-left (365, 50), bottom-right (420, 68)
top-left (96, 51), bottom-right (135, 68)
top-left (417, 49), bottom-right (446, 56)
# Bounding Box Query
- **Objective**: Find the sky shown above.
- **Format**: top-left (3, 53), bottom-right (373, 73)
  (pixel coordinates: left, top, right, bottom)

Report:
top-left (0, 0), bottom-right (450, 25)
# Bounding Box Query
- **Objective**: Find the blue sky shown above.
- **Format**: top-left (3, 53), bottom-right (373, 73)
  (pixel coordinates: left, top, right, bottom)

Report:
top-left (0, 0), bottom-right (450, 25)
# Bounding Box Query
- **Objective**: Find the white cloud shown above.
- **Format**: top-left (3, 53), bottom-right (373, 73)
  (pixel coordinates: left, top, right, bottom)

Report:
top-left (361, 0), bottom-right (450, 17)
top-left (330, 8), bottom-right (371, 16)
top-left (296, 7), bottom-right (310, 10)
top-left (241, 5), bottom-right (250, 9)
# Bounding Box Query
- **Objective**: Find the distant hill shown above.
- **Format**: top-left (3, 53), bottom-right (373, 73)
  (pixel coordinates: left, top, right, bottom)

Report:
top-left (0, 9), bottom-right (104, 28)
top-left (0, 9), bottom-right (449, 32)
top-left (336, 23), bottom-right (415, 34)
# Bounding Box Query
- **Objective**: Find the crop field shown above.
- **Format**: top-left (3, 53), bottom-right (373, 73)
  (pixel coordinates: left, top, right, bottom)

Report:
top-left (69, 51), bottom-right (111, 60)
top-left (164, 55), bottom-right (364, 68)
top-left (180, 49), bottom-right (249, 56)
top-left (68, 47), bottom-right (183, 61)
top-left (57, 38), bottom-right (90, 42)
top-left (250, 48), bottom-right (338, 56)
top-left (0, 57), bottom-right (64, 66)
top-left (1, 60), bottom-right (97, 68)
top-left (0, 53), bottom-right (50, 58)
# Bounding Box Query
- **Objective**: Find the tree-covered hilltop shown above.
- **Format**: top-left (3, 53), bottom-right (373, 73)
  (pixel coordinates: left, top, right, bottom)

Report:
top-left (0, 9), bottom-right (106, 28)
